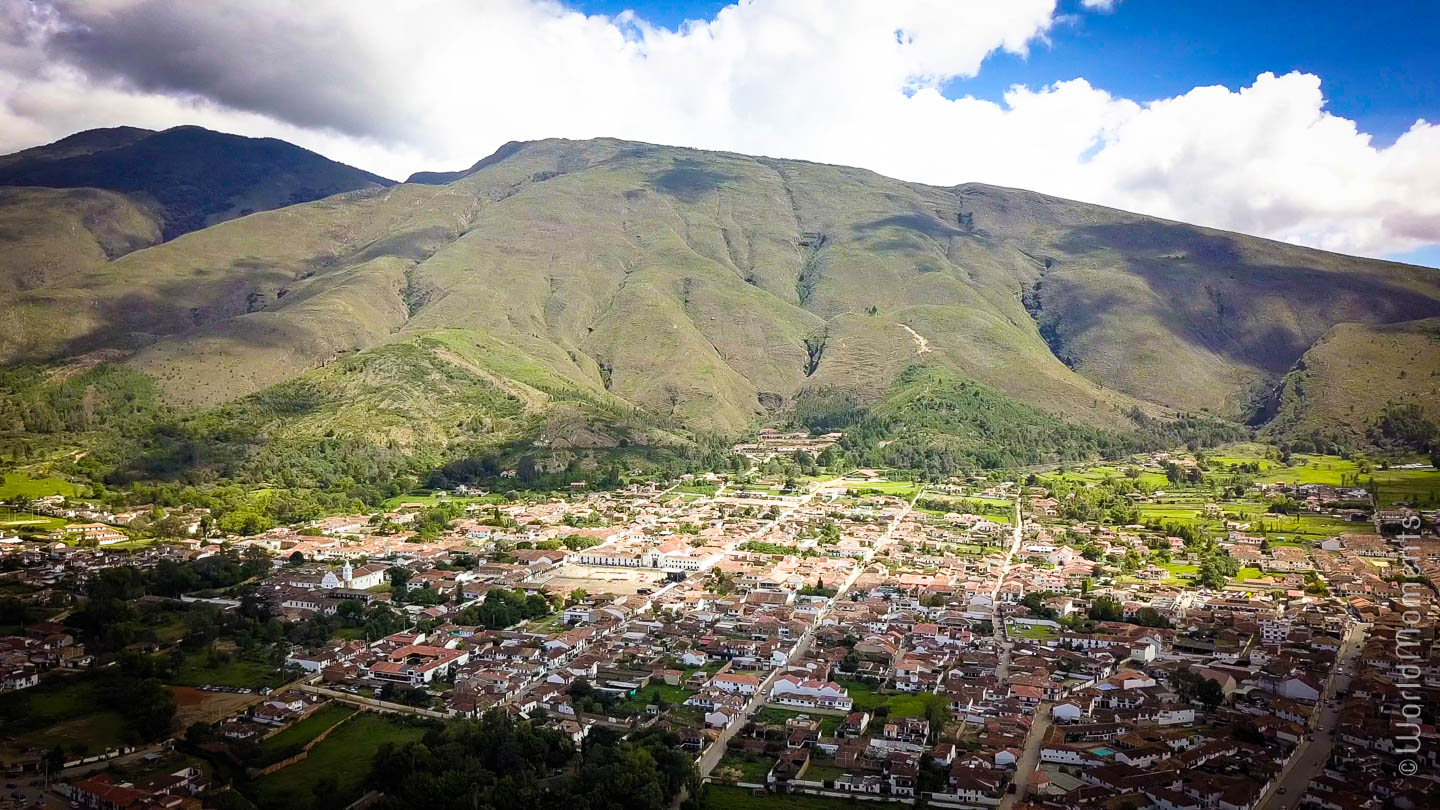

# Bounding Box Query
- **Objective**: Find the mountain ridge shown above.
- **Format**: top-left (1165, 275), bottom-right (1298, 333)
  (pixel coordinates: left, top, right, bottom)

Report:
top-left (0, 125), bottom-right (393, 243)
top-left (1, 127), bottom-right (1437, 479)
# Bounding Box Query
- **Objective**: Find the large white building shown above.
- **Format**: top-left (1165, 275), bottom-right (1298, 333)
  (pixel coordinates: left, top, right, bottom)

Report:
top-left (769, 674), bottom-right (853, 711)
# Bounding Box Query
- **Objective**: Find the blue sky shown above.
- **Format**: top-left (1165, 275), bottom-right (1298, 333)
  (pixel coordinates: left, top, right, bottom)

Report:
top-left (567, 1), bottom-right (1440, 265)
top-left (577, 0), bottom-right (1439, 147)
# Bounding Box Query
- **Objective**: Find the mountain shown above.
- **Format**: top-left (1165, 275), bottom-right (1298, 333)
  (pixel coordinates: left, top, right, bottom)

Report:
top-left (0, 186), bottom-right (161, 293)
top-left (0, 126), bottom-right (393, 245)
top-left (1, 134), bottom-right (1437, 482)
top-left (1262, 317), bottom-right (1440, 446)
top-left (0, 126), bottom-right (154, 169)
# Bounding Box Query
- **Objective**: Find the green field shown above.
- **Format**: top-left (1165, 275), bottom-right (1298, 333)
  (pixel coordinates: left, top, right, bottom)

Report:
top-left (885, 693), bottom-right (945, 720)
top-left (716, 751), bottom-right (775, 783)
top-left (801, 761), bottom-right (846, 782)
top-left (754, 707), bottom-right (842, 736)
top-left (615, 683), bottom-right (697, 716)
top-left (258, 702), bottom-right (357, 757)
top-left (1011, 623), bottom-right (1058, 640)
top-left (0, 472), bottom-right (79, 500)
top-left (1137, 496), bottom-right (1366, 545)
top-left (835, 680), bottom-right (885, 712)
top-left (22, 710), bottom-right (129, 753)
top-left (1251, 454), bottom-right (1440, 505)
top-left (244, 713), bottom-right (428, 810)
top-left (844, 480), bottom-right (918, 496)
top-left (173, 651), bottom-right (286, 689)
top-left (0, 674), bottom-right (130, 753)
top-left (0, 511), bottom-right (65, 530)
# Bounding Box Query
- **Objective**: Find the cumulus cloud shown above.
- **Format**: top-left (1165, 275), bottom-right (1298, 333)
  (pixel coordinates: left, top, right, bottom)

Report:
top-left (0, 0), bottom-right (1437, 258)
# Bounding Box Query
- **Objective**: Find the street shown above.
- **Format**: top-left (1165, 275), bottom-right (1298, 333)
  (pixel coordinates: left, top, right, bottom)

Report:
top-left (1256, 621), bottom-right (1367, 809)
top-left (990, 498), bottom-right (1024, 685)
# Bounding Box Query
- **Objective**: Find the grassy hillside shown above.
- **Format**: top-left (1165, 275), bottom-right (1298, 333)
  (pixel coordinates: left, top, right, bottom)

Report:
top-left (0, 126), bottom-right (393, 240)
top-left (970, 185), bottom-right (1440, 420)
top-left (1, 134), bottom-right (1437, 480)
top-left (1263, 317), bottom-right (1440, 447)
top-left (2, 328), bottom-right (690, 491)
top-left (0, 186), bottom-right (161, 291)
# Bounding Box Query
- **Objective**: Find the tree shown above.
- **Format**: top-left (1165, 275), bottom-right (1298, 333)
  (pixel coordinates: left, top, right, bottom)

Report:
top-left (388, 566), bottom-right (411, 589)
top-left (1133, 607), bottom-right (1170, 628)
top-left (1087, 595), bottom-right (1123, 622)
top-left (1196, 678), bottom-right (1225, 708)
top-left (0, 596), bottom-right (26, 625)
top-left (335, 599), bottom-right (366, 625)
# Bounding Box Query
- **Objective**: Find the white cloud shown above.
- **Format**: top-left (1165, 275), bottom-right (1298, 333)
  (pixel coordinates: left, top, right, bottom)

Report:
top-left (0, 0), bottom-right (1437, 259)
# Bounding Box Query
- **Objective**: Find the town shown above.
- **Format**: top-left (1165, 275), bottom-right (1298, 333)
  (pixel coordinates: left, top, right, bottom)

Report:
top-left (0, 442), bottom-right (1436, 810)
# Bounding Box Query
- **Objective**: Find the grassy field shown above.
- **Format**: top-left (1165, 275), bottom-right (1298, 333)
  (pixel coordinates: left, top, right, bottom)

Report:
top-left (0, 674), bottom-right (130, 753)
top-left (173, 651), bottom-right (286, 690)
top-left (836, 680), bottom-right (886, 712)
top-left (22, 711), bottom-right (129, 753)
top-left (1251, 454), bottom-right (1440, 506)
top-left (802, 760), bottom-right (846, 782)
top-left (1011, 623), bottom-right (1058, 640)
top-left (0, 472), bottom-right (78, 499)
top-left (754, 707), bottom-right (842, 736)
top-left (701, 784), bottom-right (911, 810)
top-left (615, 683), bottom-right (697, 715)
top-left (886, 693), bottom-right (945, 720)
top-left (244, 713), bottom-right (427, 810)
top-left (0, 510), bottom-right (66, 530)
top-left (1137, 493), bottom-right (1372, 546)
top-left (716, 751), bottom-right (775, 783)
top-left (844, 480), bottom-right (918, 496)
top-left (258, 702), bottom-right (357, 757)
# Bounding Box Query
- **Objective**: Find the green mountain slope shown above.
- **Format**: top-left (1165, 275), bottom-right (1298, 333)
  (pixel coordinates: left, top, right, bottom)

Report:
top-left (1262, 317), bottom-right (1440, 447)
top-left (1, 134), bottom-right (1437, 477)
top-left (0, 186), bottom-right (161, 292)
top-left (0, 126), bottom-right (393, 241)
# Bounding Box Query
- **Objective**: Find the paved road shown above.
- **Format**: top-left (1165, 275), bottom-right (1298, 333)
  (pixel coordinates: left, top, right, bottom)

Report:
top-left (989, 497), bottom-right (1044, 810)
top-left (695, 485), bottom-right (922, 779)
top-left (1256, 622), bottom-right (1367, 810)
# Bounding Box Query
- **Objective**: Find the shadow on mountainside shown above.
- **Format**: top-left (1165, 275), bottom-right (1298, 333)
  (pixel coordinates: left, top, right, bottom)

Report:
top-left (1048, 221), bottom-right (1440, 375)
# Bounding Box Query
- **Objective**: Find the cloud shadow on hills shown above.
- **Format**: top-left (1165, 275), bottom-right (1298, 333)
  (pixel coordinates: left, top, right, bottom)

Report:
top-left (650, 159), bottom-right (739, 203)
top-left (1048, 220), bottom-right (1440, 376)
